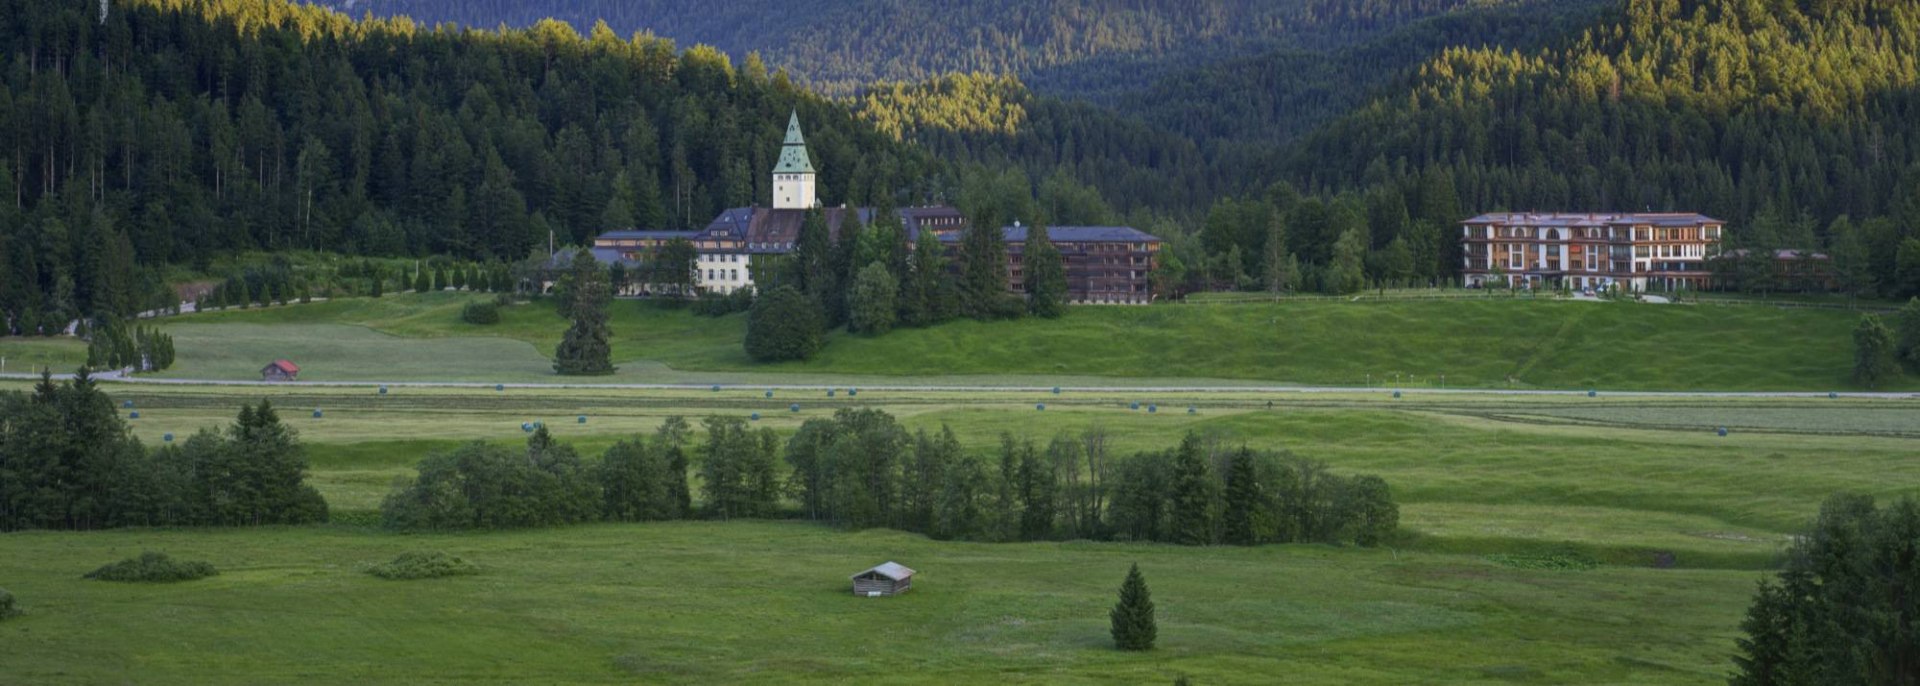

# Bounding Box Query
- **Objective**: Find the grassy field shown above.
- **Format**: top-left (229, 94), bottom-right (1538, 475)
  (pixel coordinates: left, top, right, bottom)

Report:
top-left (113, 291), bottom-right (1910, 390)
top-left (3, 381), bottom-right (1917, 683)
top-left (0, 523), bottom-right (1754, 685)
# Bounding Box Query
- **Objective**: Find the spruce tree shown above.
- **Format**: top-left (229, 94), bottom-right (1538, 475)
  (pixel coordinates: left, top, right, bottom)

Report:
top-left (1895, 298), bottom-right (1920, 373)
top-left (1221, 449), bottom-right (1261, 545)
top-left (1024, 223), bottom-right (1068, 317)
top-left (1110, 563), bottom-right (1157, 651)
top-left (554, 250), bottom-right (615, 375)
top-left (370, 272), bottom-right (384, 298)
top-left (413, 268), bottom-right (429, 293)
top-left (960, 220), bottom-right (1014, 320)
top-left (902, 232), bottom-right (946, 327)
top-left (1167, 433), bottom-right (1216, 545)
top-left (1853, 315), bottom-right (1898, 389)
top-left (793, 208), bottom-right (834, 305)
top-left (829, 210), bottom-right (866, 326)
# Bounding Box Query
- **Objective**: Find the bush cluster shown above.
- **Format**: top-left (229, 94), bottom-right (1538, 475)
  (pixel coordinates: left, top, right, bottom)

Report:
top-left (0, 588), bottom-right (19, 619)
top-left (84, 552), bottom-right (219, 583)
top-left (460, 300), bottom-right (501, 325)
top-left (691, 288), bottom-right (755, 317)
top-left (367, 551), bottom-right (480, 580)
top-left (1, 374), bottom-right (329, 532)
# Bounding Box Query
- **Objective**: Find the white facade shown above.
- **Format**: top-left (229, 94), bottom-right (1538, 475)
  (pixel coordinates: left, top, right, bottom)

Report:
top-left (772, 172), bottom-right (815, 210)
top-left (697, 252), bottom-right (751, 294)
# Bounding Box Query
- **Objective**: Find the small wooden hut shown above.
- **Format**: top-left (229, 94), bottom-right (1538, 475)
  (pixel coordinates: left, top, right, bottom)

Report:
top-left (850, 561), bottom-right (915, 597)
top-left (261, 359), bottom-right (300, 382)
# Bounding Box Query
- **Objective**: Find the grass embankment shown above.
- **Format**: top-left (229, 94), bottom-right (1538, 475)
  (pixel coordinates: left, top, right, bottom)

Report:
top-left (140, 291), bottom-right (1902, 391)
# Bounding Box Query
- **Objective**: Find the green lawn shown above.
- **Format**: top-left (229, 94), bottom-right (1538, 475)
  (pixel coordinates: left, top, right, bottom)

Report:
top-left (143, 292), bottom-right (1909, 391)
top-left (0, 522), bottom-right (1755, 685)
top-left (5, 381), bottom-right (1917, 683)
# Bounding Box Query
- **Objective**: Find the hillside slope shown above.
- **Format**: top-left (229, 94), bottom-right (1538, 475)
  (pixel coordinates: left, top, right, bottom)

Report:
top-left (145, 293), bottom-right (1905, 391)
top-left (305, 0), bottom-right (1495, 98)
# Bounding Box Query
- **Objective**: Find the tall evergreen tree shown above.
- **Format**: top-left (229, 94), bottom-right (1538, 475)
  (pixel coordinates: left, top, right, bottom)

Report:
top-left (960, 220), bottom-right (1015, 320)
top-left (1024, 224), bottom-right (1068, 317)
top-left (1110, 563), bottom-right (1157, 651)
top-left (828, 210), bottom-right (866, 326)
top-left (1167, 433), bottom-right (1217, 545)
top-left (1852, 315), bottom-right (1899, 389)
top-left (1221, 449), bottom-right (1262, 546)
top-left (554, 250), bottom-right (616, 375)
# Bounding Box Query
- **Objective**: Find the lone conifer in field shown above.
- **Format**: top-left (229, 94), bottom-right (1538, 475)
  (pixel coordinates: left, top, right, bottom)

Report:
top-left (1110, 563), bottom-right (1157, 651)
top-left (554, 250), bottom-right (615, 376)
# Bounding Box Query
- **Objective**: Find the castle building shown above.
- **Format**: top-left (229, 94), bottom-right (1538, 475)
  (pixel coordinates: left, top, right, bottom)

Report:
top-left (1459, 212), bottom-right (1725, 292)
top-left (590, 113), bottom-right (1159, 302)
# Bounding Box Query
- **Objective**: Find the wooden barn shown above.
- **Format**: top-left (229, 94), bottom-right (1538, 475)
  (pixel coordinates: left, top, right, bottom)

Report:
top-left (850, 561), bottom-right (915, 596)
top-left (261, 359), bottom-right (300, 382)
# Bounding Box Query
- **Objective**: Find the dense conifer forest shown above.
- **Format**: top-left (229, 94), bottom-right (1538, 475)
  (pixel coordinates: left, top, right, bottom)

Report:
top-left (5, 0), bottom-right (1920, 335)
top-left (306, 0), bottom-right (1496, 99)
top-left (0, 0), bottom-right (946, 332)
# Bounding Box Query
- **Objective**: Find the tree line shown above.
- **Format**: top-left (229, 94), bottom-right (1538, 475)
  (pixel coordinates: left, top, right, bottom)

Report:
top-left (0, 371), bottom-right (328, 531)
top-left (382, 407), bottom-right (1400, 548)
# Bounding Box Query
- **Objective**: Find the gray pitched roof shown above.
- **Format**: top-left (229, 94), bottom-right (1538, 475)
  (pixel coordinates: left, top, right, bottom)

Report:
top-left (852, 561), bottom-right (915, 581)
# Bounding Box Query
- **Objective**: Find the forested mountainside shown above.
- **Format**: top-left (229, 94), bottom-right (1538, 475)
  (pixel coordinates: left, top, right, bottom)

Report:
top-left (304, 0), bottom-right (1496, 99)
top-left (856, 0), bottom-right (1920, 297)
top-left (0, 0), bottom-right (948, 330)
top-left (1272, 0), bottom-right (1920, 285)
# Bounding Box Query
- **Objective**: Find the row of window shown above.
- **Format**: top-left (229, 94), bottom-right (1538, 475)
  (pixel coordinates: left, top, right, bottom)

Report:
top-left (703, 269), bottom-right (741, 283)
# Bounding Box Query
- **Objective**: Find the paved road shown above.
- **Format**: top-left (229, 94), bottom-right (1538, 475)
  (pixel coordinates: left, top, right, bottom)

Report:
top-left (3, 372), bottom-right (1914, 400)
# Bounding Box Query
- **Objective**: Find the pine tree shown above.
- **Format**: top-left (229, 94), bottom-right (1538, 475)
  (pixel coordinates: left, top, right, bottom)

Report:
top-left (1895, 298), bottom-right (1920, 374)
top-left (1110, 563), bottom-right (1157, 651)
top-left (1024, 223), bottom-right (1068, 317)
top-left (1167, 433), bottom-right (1216, 545)
top-left (369, 272), bottom-right (384, 298)
top-left (1853, 315), bottom-right (1898, 389)
top-left (554, 250), bottom-right (615, 375)
top-left (902, 233), bottom-right (945, 327)
top-left (828, 210), bottom-right (866, 327)
top-left (1221, 449), bottom-right (1261, 545)
top-left (413, 268), bottom-right (429, 293)
top-left (960, 220), bottom-right (1014, 320)
top-left (793, 208), bottom-right (834, 305)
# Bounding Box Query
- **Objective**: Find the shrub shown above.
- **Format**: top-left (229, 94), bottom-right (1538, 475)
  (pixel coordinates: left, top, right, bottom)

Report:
top-left (744, 285), bottom-right (823, 362)
top-left (84, 552), bottom-right (219, 582)
top-left (0, 588), bottom-right (19, 619)
top-left (461, 301), bottom-right (501, 325)
top-left (367, 551), bottom-right (480, 580)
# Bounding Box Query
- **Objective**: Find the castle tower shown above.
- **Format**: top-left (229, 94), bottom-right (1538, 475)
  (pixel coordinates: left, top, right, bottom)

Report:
top-left (772, 111), bottom-right (817, 210)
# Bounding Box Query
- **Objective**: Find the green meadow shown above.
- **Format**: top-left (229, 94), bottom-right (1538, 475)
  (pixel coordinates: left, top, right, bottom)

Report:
top-left (5, 382), bottom-right (1914, 683)
top-left (57, 291), bottom-right (1897, 390)
top-left (2, 294), bottom-right (1917, 683)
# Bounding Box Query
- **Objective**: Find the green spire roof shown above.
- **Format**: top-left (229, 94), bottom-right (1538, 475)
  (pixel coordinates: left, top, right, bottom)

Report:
top-left (774, 111), bottom-right (815, 174)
